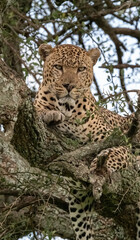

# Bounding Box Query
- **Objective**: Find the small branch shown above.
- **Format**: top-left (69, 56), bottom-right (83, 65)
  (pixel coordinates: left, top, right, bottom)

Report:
top-left (11, 7), bottom-right (41, 31)
top-left (115, 41), bottom-right (134, 112)
top-left (127, 91), bottom-right (140, 139)
top-left (100, 64), bottom-right (140, 69)
top-left (2, 38), bottom-right (40, 85)
top-left (102, 89), bottom-right (139, 102)
top-left (89, 1), bottom-right (140, 18)
top-left (93, 75), bottom-right (104, 100)
top-left (113, 186), bottom-right (131, 213)
top-left (0, 189), bottom-right (69, 213)
top-left (112, 13), bottom-right (134, 25)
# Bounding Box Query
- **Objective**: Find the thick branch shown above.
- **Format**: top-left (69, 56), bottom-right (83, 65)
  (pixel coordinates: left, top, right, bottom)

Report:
top-left (113, 28), bottom-right (140, 41)
top-left (0, 59), bottom-right (30, 139)
top-left (0, 135), bottom-right (74, 239)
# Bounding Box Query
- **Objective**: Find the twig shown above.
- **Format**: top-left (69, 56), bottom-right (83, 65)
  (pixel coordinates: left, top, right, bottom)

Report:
top-left (100, 64), bottom-right (140, 69)
top-left (113, 187), bottom-right (131, 213)
top-left (102, 89), bottom-right (139, 102)
top-left (2, 38), bottom-right (40, 85)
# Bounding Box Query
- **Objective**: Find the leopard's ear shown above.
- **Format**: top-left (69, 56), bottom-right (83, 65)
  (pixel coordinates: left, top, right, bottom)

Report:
top-left (39, 44), bottom-right (53, 61)
top-left (87, 48), bottom-right (100, 65)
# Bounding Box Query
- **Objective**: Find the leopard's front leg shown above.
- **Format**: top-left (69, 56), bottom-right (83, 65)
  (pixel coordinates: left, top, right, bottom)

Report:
top-left (89, 146), bottom-right (131, 199)
top-left (34, 84), bottom-right (65, 124)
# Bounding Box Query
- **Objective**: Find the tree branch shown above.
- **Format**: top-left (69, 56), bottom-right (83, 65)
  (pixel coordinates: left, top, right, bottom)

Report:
top-left (100, 63), bottom-right (140, 69)
top-left (113, 28), bottom-right (140, 41)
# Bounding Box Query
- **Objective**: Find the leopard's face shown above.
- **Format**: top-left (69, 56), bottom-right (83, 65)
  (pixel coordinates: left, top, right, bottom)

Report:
top-left (39, 44), bottom-right (100, 116)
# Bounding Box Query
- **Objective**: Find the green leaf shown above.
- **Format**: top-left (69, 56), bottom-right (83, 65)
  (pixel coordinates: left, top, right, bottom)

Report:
top-left (109, 64), bottom-right (114, 73)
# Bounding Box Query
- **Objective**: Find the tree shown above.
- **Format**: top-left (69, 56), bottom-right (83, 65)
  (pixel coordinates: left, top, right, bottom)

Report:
top-left (0, 0), bottom-right (140, 239)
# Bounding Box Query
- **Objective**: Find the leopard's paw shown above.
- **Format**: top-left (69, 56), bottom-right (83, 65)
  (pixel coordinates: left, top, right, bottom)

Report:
top-left (40, 110), bottom-right (65, 124)
top-left (89, 150), bottom-right (110, 200)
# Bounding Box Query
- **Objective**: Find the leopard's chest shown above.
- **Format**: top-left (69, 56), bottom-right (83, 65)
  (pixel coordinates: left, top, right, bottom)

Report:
top-left (56, 114), bottom-right (110, 143)
top-left (57, 97), bottom-right (76, 118)
top-left (56, 120), bottom-right (89, 142)
top-left (56, 97), bottom-right (112, 143)
top-left (56, 99), bottom-right (90, 142)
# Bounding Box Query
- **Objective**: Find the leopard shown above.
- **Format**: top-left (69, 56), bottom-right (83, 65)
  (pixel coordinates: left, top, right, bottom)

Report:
top-left (34, 43), bottom-right (140, 240)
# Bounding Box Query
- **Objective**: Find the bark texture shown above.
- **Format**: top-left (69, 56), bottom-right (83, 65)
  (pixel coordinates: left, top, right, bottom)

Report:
top-left (0, 59), bottom-right (140, 240)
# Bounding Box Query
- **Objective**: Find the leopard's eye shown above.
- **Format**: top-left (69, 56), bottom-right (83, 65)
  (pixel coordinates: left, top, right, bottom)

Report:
top-left (54, 65), bottom-right (63, 70)
top-left (78, 66), bottom-right (86, 72)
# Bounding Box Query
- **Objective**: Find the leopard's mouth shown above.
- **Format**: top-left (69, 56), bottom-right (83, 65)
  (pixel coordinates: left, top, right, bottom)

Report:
top-left (58, 93), bottom-right (70, 98)
top-left (50, 83), bottom-right (82, 100)
top-left (57, 92), bottom-right (77, 100)
top-left (58, 96), bottom-right (75, 105)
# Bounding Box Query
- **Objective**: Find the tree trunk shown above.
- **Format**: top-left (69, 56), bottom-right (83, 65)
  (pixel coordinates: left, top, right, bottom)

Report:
top-left (0, 59), bottom-right (140, 240)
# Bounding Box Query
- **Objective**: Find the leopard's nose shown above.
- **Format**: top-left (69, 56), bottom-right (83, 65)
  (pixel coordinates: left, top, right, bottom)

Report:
top-left (63, 84), bottom-right (74, 92)
top-left (63, 84), bottom-right (69, 90)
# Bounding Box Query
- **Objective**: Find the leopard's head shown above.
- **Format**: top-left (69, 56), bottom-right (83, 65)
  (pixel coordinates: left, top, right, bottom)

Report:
top-left (39, 44), bottom-right (100, 109)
